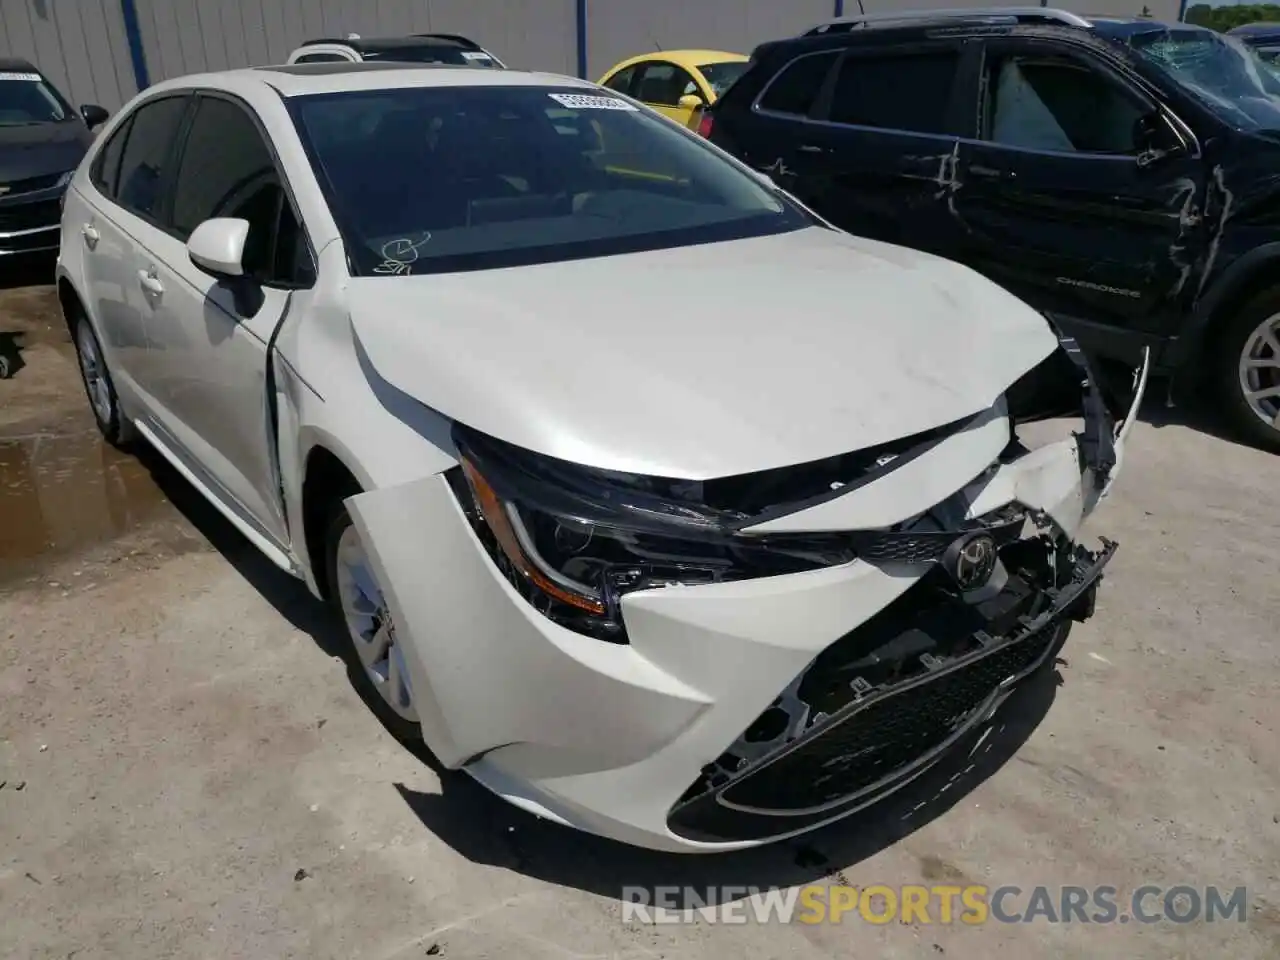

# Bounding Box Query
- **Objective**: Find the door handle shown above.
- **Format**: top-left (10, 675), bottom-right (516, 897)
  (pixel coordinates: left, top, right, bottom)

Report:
top-left (969, 164), bottom-right (1015, 180)
top-left (797, 144), bottom-right (829, 154)
top-left (81, 223), bottom-right (99, 249)
top-left (138, 268), bottom-right (164, 297)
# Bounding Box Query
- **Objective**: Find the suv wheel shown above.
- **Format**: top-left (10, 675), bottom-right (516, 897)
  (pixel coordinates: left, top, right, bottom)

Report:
top-left (1216, 288), bottom-right (1280, 453)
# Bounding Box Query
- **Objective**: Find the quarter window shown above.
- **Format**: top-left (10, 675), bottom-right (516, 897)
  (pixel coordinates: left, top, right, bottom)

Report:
top-left (170, 96), bottom-right (311, 285)
top-left (90, 115), bottom-right (133, 198)
top-left (757, 51), bottom-right (838, 117)
top-left (603, 64), bottom-right (638, 96)
top-left (827, 50), bottom-right (959, 134)
top-left (981, 53), bottom-right (1146, 155)
top-left (113, 95), bottom-right (189, 220)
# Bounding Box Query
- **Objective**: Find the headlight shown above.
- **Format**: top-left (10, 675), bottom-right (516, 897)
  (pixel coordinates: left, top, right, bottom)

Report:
top-left (447, 426), bottom-right (858, 643)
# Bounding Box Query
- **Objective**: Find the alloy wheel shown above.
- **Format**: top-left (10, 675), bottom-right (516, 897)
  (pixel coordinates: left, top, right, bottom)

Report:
top-left (75, 321), bottom-right (113, 427)
top-left (334, 525), bottom-right (418, 723)
top-left (1238, 310), bottom-right (1280, 432)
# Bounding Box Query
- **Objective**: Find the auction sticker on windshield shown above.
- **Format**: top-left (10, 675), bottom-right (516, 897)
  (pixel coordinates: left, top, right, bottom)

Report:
top-left (461, 51), bottom-right (493, 61)
top-left (547, 93), bottom-right (637, 111)
top-left (0, 72), bottom-right (41, 82)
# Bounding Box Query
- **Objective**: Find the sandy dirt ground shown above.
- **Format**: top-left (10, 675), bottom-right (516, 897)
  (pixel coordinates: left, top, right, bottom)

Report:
top-left (1, 267), bottom-right (1278, 959)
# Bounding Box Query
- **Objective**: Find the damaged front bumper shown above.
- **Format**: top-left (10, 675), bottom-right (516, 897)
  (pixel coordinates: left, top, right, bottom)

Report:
top-left (347, 338), bottom-right (1149, 853)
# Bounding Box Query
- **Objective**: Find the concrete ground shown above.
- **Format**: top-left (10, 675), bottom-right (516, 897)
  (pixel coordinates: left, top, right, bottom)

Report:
top-left (1, 264), bottom-right (1277, 959)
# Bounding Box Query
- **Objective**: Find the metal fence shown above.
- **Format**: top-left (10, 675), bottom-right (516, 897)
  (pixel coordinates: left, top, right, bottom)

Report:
top-left (0, 0), bottom-right (1184, 111)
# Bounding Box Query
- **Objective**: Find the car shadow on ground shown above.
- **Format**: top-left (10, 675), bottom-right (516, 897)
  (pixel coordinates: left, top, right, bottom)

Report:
top-left (0, 254), bottom-right (57, 380)
top-left (138, 434), bottom-right (1065, 892)
top-left (1136, 372), bottom-right (1277, 454)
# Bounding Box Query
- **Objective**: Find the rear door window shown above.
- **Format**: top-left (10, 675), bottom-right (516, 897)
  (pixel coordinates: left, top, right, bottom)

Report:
top-left (757, 51), bottom-right (838, 116)
top-left (112, 95), bottom-right (190, 221)
top-left (826, 49), bottom-right (960, 134)
top-left (632, 62), bottom-right (700, 106)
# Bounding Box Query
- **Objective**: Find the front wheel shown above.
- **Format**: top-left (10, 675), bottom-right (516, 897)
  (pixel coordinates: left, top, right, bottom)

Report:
top-left (1214, 289), bottom-right (1280, 453)
top-left (323, 504), bottom-right (422, 742)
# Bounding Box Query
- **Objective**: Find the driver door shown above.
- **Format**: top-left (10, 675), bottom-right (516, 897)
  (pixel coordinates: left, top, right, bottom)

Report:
top-left (631, 61), bottom-right (704, 128)
top-left (952, 37), bottom-right (1206, 362)
top-left (137, 93), bottom-right (315, 552)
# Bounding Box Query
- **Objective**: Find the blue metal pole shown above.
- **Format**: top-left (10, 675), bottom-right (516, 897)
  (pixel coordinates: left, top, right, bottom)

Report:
top-left (118, 0), bottom-right (150, 92)
top-left (576, 0), bottom-right (588, 79)
top-left (1177, 0), bottom-right (1188, 22)
top-left (834, 0), bottom-right (844, 16)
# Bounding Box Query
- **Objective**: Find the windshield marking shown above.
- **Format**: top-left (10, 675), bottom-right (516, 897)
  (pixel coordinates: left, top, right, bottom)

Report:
top-left (546, 93), bottom-right (637, 111)
top-left (0, 72), bottom-right (41, 82)
top-left (373, 234), bottom-right (432, 276)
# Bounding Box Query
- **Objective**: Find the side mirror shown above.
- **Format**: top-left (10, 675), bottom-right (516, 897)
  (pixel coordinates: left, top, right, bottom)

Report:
top-left (1133, 111), bottom-right (1184, 166)
top-left (677, 93), bottom-right (706, 111)
top-left (187, 218), bottom-right (249, 279)
top-left (79, 104), bottom-right (109, 129)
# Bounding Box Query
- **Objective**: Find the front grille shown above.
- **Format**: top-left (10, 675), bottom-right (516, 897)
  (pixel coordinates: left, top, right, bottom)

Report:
top-left (0, 172), bottom-right (63, 196)
top-left (719, 627), bottom-right (1057, 813)
top-left (0, 198), bottom-right (60, 234)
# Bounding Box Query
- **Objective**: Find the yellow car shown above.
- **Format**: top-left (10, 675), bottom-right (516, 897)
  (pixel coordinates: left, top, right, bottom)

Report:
top-left (598, 50), bottom-right (749, 129)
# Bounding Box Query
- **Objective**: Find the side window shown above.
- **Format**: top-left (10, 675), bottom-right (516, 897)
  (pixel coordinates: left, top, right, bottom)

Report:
top-left (114, 96), bottom-right (189, 220)
top-left (90, 114), bottom-right (133, 198)
top-left (757, 51), bottom-right (838, 117)
top-left (295, 52), bottom-right (352, 63)
top-left (170, 96), bottom-right (312, 286)
top-left (981, 52), bottom-right (1146, 155)
top-left (603, 64), bottom-right (637, 96)
top-left (827, 50), bottom-right (959, 134)
top-left (633, 62), bottom-right (698, 106)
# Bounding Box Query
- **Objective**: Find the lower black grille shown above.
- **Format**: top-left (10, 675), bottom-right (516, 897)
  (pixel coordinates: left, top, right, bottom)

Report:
top-left (719, 626), bottom-right (1058, 813)
top-left (666, 534), bottom-right (1115, 843)
top-left (0, 199), bottom-right (60, 233)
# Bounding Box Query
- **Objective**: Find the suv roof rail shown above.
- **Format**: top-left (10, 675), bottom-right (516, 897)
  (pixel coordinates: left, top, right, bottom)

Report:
top-left (803, 7), bottom-right (1093, 35)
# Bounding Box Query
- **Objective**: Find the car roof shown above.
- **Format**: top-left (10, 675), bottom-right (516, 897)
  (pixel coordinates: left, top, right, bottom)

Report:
top-left (1227, 21), bottom-right (1280, 36)
top-left (604, 49), bottom-right (748, 75)
top-left (142, 63), bottom-right (592, 99)
top-left (0, 57), bottom-right (37, 73)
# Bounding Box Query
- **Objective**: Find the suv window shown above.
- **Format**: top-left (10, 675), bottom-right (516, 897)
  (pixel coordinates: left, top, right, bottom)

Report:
top-left (827, 50), bottom-right (958, 134)
top-left (757, 51), bottom-right (838, 117)
top-left (113, 96), bottom-right (189, 220)
top-left (633, 62), bottom-right (698, 106)
top-left (603, 64), bottom-right (638, 97)
top-left (982, 53), bottom-right (1145, 155)
top-left (170, 96), bottom-right (311, 285)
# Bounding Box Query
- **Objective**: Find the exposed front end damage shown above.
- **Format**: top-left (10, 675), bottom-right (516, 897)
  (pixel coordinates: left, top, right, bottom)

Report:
top-left (664, 334), bottom-right (1149, 844)
top-left (346, 330), bottom-right (1148, 852)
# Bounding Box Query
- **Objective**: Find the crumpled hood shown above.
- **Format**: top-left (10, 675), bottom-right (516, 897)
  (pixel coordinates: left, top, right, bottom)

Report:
top-left (0, 121), bottom-right (90, 183)
top-left (348, 226), bottom-right (1058, 479)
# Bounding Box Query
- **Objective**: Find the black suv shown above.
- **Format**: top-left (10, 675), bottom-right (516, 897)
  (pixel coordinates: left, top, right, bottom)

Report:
top-left (705, 8), bottom-right (1280, 450)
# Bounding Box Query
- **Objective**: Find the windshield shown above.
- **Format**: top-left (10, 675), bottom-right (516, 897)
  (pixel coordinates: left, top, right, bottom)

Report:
top-left (1127, 29), bottom-right (1280, 130)
top-left (289, 85), bottom-right (807, 276)
top-left (362, 45), bottom-right (501, 68)
top-left (699, 61), bottom-right (748, 98)
top-left (0, 70), bottom-right (70, 125)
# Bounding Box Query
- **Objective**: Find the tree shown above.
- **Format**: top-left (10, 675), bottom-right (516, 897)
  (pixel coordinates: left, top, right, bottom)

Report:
top-left (1185, 3), bottom-right (1280, 32)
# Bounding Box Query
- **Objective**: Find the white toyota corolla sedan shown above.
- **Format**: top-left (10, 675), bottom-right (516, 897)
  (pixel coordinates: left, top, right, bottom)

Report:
top-left (56, 62), bottom-right (1148, 852)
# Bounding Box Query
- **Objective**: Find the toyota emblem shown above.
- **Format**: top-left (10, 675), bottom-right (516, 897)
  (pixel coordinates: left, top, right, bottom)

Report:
top-left (945, 532), bottom-right (998, 591)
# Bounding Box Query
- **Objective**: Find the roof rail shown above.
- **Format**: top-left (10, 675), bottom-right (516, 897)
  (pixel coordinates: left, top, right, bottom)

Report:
top-left (410, 33), bottom-right (482, 46)
top-left (803, 7), bottom-right (1093, 35)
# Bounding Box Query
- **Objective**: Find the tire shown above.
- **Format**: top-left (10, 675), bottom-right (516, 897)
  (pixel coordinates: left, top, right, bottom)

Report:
top-left (1213, 287), bottom-right (1280, 453)
top-left (70, 311), bottom-right (135, 448)
top-left (322, 502), bottom-right (423, 743)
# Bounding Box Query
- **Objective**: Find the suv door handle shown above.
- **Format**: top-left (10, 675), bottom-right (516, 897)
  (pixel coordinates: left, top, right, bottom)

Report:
top-left (138, 268), bottom-right (164, 297)
top-left (81, 223), bottom-right (99, 249)
top-left (969, 164), bottom-right (1015, 180)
